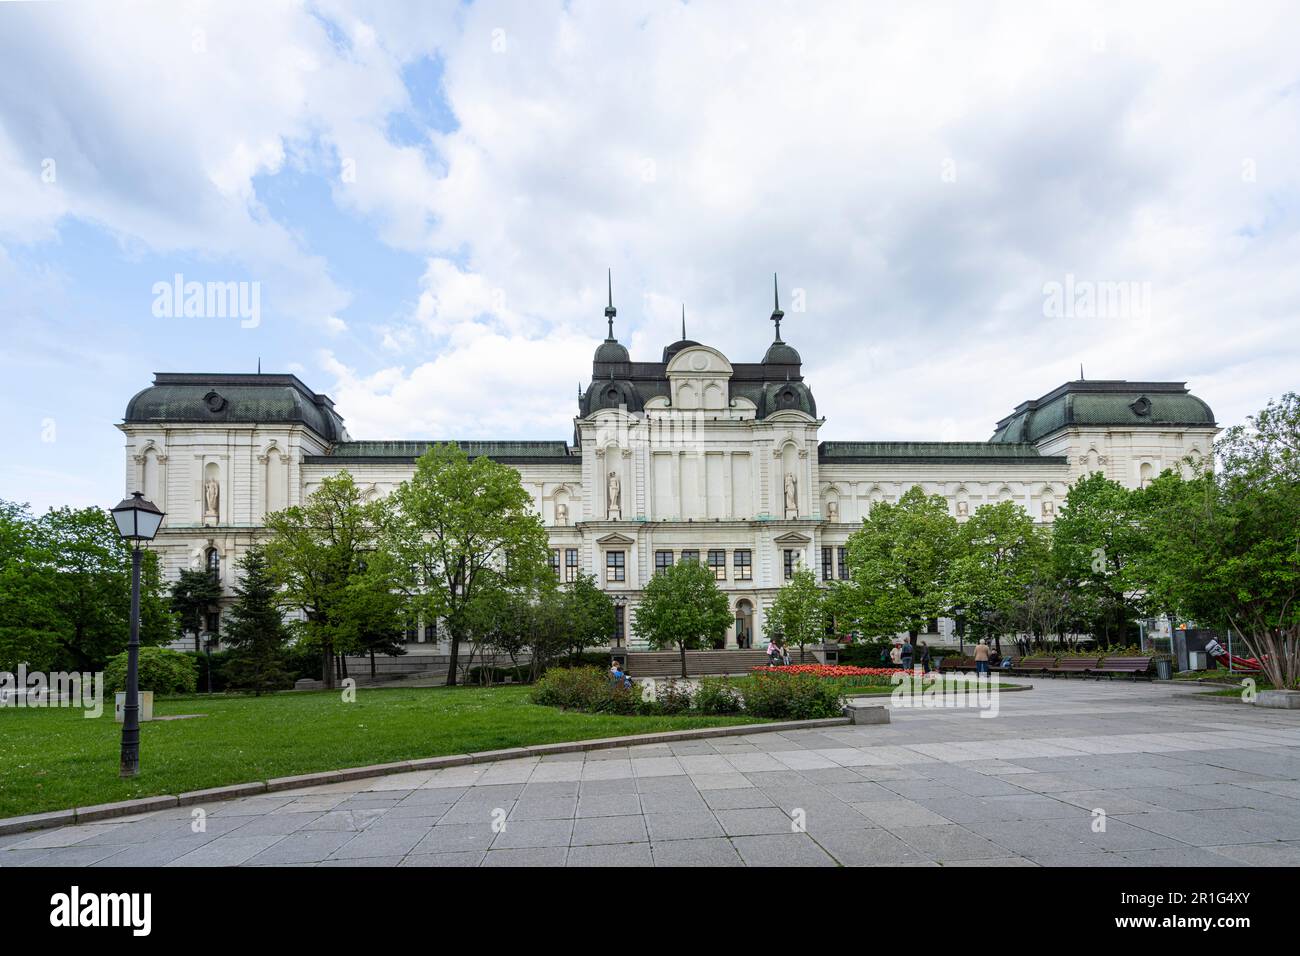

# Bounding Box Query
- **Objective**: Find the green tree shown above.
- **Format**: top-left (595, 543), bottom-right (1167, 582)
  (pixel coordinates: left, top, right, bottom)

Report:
top-left (263, 472), bottom-right (387, 689)
top-left (632, 559), bottom-right (731, 678)
top-left (385, 444), bottom-right (551, 686)
top-left (1135, 394), bottom-right (1300, 689)
top-left (0, 500), bottom-right (61, 672)
top-left (950, 500), bottom-right (1050, 650)
top-left (1051, 472), bottom-right (1150, 646)
top-left (764, 566), bottom-right (826, 662)
top-left (842, 486), bottom-right (959, 639)
top-left (221, 547), bottom-right (293, 694)
top-left (561, 573), bottom-right (616, 662)
top-left (169, 567), bottom-right (223, 652)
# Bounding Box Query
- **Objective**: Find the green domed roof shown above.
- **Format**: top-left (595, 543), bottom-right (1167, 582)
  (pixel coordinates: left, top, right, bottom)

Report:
top-left (991, 381), bottom-right (1216, 444)
top-left (125, 373), bottom-right (346, 441)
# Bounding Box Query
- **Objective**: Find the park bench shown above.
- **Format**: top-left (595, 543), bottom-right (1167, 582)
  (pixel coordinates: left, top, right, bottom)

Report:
top-left (1092, 656), bottom-right (1155, 681)
top-left (938, 656), bottom-right (976, 673)
top-left (1054, 657), bottom-right (1103, 678)
top-left (1012, 656), bottom-right (1059, 677)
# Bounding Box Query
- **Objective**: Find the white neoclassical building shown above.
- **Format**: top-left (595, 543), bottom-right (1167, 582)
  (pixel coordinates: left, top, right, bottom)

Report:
top-left (119, 292), bottom-right (1218, 651)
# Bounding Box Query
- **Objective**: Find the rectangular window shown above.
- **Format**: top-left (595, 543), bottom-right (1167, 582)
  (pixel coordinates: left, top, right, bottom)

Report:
top-left (565, 548), bottom-right (579, 583)
top-left (821, 546), bottom-right (833, 581)
top-left (424, 621), bottom-right (437, 642)
top-left (838, 546), bottom-right (848, 580)
top-left (548, 549), bottom-right (561, 578)
top-left (655, 550), bottom-right (673, 576)
top-left (733, 549), bottom-right (752, 581)
top-left (784, 549), bottom-right (798, 580)
top-left (606, 550), bottom-right (625, 582)
top-left (680, 549), bottom-right (699, 564)
top-left (708, 549), bottom-right (726, 581)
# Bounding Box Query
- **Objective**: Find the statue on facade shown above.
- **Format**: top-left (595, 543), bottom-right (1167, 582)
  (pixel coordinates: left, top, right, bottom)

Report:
top-left (826, 499), bottom-right (838, 522)
top-left (955, 500), bottom-right (968, 517)
top-left (784, 472), bottom-right (797, 518)
top-left (556, 502), bottom-right (569, 526)
top-left (607, 471), bottom-right (621, 520)
top-left (204, 478), bottom-right (220, 518)
top-left (1041, 499), bottom-right (1055, 517)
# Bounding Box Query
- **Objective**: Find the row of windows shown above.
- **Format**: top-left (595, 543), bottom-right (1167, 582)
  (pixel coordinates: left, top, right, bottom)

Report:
top-left (651, 549), bottom-right (752, 581)
top-left (547, 548), bottom-right (582, 582)
top-left (820, 546), bottom-right (850, 582)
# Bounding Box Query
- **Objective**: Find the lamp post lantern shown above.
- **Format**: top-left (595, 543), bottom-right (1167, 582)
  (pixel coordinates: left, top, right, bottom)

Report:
top-left (110, 491), bottom-right (165, 777)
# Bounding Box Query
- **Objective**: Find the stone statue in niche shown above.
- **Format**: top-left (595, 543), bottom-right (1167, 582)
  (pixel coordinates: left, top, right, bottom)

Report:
top-left (204, 478), bottom-right (220, 518)
top-left (784, 472), bottom-right (798, 518)
top-left (556, 502), bottom-right (569, 526)
top-left (826, 499), bottom-right (838, 522)
top-left (607, 472), bottom-right (621, 520)
top-left (955, 500), bottom-right (969, 517)
top-left (1041, 499), bottom-right (1055, 517)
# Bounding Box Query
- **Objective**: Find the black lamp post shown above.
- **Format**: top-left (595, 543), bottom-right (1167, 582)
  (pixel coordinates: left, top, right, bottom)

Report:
top-left (110, 491), bottom-right (165, 777)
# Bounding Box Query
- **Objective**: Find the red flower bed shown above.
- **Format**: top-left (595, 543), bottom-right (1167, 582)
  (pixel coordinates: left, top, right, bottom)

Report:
top-left (750, 664), bottom-right (905, 678)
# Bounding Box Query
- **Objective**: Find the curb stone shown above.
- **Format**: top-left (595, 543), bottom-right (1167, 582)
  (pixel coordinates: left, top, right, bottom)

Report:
top-left (0, 716), bottom-right (850, 836)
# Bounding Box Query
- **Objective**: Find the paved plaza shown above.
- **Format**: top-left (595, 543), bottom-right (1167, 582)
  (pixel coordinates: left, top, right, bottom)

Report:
top-left (4, 680), bottom-right (1300, 867)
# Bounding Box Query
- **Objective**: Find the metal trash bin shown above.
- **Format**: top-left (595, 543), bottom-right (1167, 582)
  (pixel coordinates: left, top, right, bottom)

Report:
top-left (1155, 659), bottom-right (1172, 680)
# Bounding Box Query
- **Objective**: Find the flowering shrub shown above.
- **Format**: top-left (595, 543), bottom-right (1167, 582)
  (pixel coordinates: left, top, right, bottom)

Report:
top-left (530, 666), bottom-right (642, 715)
top-left (736, 670), bottom-right (845, 720)
top-left (694, 676), bottom-right (744, 715)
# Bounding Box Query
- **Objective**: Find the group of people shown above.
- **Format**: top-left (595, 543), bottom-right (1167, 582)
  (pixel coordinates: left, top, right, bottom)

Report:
top-left (882, 638), bottom-right (932, 671)
top-left (883, 637), bottom-right (995, 675)
top-left (765, 638), bottom-right (793, 667)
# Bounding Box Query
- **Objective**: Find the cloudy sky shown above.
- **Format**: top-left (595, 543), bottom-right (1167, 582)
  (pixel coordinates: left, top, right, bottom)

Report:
top-left (2, 0), bottom-right (1297, 512)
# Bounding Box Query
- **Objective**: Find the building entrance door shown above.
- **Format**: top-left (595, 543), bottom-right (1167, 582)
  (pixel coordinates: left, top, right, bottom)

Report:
top-left (734, 600), bottom-right (754, 649)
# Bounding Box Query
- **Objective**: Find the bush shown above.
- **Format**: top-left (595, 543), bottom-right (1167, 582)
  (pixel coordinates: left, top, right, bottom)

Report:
top-left (104, 647), bottom-right (199, 696)
top-left (694, 676), bottom-right (744, 715)
top-left (467, 664), bottom-right (530, 685)
top-left (736, 670), bottom-right (844, 720)
top-left (530, 666), bottom-right (642, 715)
top-left (183, 650), bottom-right (230, 692)
top-left (836, 641), bottom-right (894, 667)
top-left (651, 679), bottom-right (694, 715)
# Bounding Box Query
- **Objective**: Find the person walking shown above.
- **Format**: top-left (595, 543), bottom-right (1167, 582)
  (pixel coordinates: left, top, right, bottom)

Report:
top-left (918, 640), bottom-right (931, 673)
top-left (900, 638), bottom-right (914, 670)
top-left (889, 642), bottom-right (902, 666)
top-left (974, 639), bottom-right (991, 677)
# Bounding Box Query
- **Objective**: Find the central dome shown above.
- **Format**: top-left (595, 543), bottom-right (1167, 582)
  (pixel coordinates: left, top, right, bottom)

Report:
top-left (762, 340), bottom-right (802, 365)
top-left (594, 338), bottom-right (630, 364)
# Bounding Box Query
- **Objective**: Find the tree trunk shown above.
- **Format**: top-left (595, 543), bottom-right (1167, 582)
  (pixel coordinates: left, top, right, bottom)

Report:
top-left (320, 640), bottom-right (335, 690)
top-left (370, 649), bottom-right (376, 680)
top-left (679, 644), bottom-right (688, 679)
top-left (446, 628), bottom-right (461, 686)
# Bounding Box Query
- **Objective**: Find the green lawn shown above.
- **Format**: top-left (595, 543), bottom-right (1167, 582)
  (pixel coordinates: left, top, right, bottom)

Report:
top-left (0, 685), bottom-right (758, 819)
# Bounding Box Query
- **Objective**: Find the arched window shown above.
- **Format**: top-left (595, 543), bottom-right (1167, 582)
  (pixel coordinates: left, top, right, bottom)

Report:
top-left (206, 547), bottom-right (220, 582)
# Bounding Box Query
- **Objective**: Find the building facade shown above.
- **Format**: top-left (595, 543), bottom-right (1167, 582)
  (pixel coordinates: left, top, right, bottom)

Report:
top-left (119, 299), bottom-right (1218, 651)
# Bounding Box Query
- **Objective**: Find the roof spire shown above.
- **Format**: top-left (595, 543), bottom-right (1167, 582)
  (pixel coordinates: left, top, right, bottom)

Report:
top-left (770, 272), bottom-right (784, 342)
top-left (1080, 363), bottom-right (1085, 381)
top-left (604, 268), bottom-right (617, 339)
top-left (681, 303), bottom-right (686, 340)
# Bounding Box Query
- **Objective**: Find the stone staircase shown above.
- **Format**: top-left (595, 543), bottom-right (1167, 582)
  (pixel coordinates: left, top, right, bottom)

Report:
top-left (623, 648), bottom-right (774, 678)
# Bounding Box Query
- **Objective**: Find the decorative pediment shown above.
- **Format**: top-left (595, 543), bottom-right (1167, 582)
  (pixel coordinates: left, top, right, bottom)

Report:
top-left (772, 530), bottom-right (812, 545)
top-left (595, 532), bottom-right (636, 546)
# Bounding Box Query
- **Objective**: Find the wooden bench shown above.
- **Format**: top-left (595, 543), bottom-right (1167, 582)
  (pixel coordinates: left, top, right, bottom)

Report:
top-left (1054, 657), bottom-right (1103, 678)
top-left (1012, 656), bottom-right (1059, 676)
top-left (1092, 656), bottom-right (1155, 681)
top-left (938, 656), bottom-right (976, 673)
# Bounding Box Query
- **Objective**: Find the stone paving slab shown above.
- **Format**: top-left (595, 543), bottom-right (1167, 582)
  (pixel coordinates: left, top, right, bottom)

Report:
top-left (6, 680), bottom-right (1300, 867)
